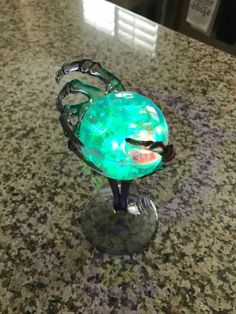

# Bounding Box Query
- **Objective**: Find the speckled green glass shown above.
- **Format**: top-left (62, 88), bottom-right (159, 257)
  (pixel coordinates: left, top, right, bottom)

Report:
top-left (74, 91), bottom-right (168, 180)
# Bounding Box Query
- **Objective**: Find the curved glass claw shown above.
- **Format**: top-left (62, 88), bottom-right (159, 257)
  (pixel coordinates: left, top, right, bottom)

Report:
top-left (56, 77), bottom-right (106, 175)
top-left (125, 138), bottom-right (175, 163)
top-left (55, 59), bottom-right (125, 93)
top-left (161, 144), bottom-right (175, 162)
top-left (58, 114), bottom-right (83, 146)
top-left (125, 138), bottom-right (153, 147)
top-left (55, 61), bottom-right (125, 176)
top-left (56, 79), bottom-right (104, 113)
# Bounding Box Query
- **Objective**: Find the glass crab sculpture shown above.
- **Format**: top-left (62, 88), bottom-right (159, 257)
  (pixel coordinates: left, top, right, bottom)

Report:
top-left (56, 59), bottom-right (175, 212)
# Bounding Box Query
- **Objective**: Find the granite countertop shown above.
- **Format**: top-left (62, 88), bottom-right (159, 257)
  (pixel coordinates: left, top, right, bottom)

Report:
top-left (0, 0), bottom-right (236, 313)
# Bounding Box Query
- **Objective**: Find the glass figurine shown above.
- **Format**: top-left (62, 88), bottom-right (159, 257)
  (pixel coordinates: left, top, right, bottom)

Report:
top-left (56, 59), bottom-right (175, 254)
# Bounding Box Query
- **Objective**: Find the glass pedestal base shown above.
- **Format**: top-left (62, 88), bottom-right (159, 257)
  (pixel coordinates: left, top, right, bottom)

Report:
top-left (81, 187), bottom-right (158, 255)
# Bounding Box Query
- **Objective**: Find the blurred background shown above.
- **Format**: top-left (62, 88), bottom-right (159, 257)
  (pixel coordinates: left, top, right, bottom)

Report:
top-left (108, 0), bottom-right (236, 56)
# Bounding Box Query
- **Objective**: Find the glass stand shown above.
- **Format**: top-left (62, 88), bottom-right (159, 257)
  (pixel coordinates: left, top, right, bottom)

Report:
top-left (81, 185), bottom-right (158, 255)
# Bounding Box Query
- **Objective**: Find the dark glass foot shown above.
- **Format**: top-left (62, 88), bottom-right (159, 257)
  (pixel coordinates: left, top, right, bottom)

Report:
top-left (81, 186), bottom-right (158, 255)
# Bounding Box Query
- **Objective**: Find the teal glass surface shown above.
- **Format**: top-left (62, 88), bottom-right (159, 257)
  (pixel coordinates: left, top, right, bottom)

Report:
top-left (75, 91), bottom-right (168, 180)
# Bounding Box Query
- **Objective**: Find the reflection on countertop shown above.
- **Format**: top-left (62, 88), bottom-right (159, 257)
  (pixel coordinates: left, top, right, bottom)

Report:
top-left (109, 0), bottom-right (236, 56)
top-left (83, 0), bottom-right (159, 55)
top-left (0, 0), bottom-right (236, 313)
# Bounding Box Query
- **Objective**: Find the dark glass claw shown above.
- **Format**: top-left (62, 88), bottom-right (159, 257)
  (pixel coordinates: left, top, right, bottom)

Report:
top-left (55, 59), bottom-right (125, 93)
top-left (59, 114), bottom-right (83, 146)
top-left (56, 79), bottom-right (104, 113)
top-left (125, 138), bottom-right (153, 147)
top-left (161, 144), bottom-right (175, 162)
top-left (125, 138), bottom-right (175, 163)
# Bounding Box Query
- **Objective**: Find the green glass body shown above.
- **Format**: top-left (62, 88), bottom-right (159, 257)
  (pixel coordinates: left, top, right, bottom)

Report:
top-left (74, 91), bottom-right (168, 180)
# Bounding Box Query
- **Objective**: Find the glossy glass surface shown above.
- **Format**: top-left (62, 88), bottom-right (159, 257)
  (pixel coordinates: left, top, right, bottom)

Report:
top-left (77, 91), bottom-right (168, 180)
top-left (81, 186), bottom-right (158, 255)
top-left (1, 0), bottom-right (235, 311)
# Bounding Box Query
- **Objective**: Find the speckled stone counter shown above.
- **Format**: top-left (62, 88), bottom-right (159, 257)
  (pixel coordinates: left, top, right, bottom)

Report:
top-left (0, 0), bottom-right (236, 313)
